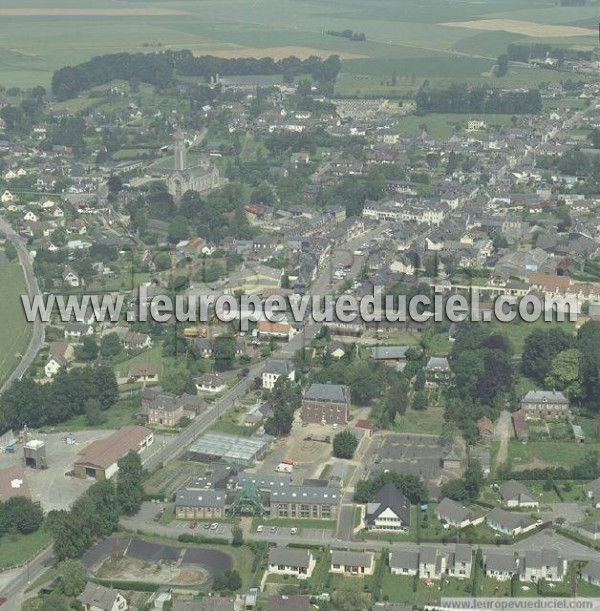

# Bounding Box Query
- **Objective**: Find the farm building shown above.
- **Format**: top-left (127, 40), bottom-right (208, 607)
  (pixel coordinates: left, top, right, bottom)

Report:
top-left (73, 426), bottom-right (153, 480)
top-left (187, 432), bottom-right (273, 467)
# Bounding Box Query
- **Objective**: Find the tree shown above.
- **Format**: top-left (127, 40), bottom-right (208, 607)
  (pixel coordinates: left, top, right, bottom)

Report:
top-left (332, 430), bottom-right (358, 459)
top-left (497, 54), bottom-right (509, 77)
top-left (56, 559), bottom-right (87, 596)
top-left (231, 526), bottom-right (243, 547)
top-left (161, 362), bottom-right (194, 395)
top-left (94, 364), bottom-right (119, 409)
top-left (213, 335), bottom-right (236, 371)
top-left (411, 389), bottom-right (427, 411)
top-left (545, 348), bottom-right (581, 401)
top-left (264, 376), bottom-right (301, 437)
top-left (0, 496), bottom-right (43, 534)
top-left (213, 569), bottom-right (242, 592)
top-left (100, 333), bottom-right (121, 358)
top-left (76, 336), bottom-right (98, 361)
top-left (85, 398), bottom-right (107, 426)
top-left (441, 479), bottom-right (468, 501)
top-left (354, 471), bottom-right (428, 504)
top-left (464, 459), bottom-right (483, 501)
top-left (116, 452), bottom-right (144, 515)
top-left (521, 328), bottom-right (574, 383)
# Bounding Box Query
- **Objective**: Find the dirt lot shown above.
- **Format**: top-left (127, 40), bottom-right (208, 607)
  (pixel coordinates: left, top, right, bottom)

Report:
top-left (97, 556), bottom-right (209, 585)
top-left (193, 46), bottom-right (368, 60)
top-left (442, 19), bottom-right (595, 38)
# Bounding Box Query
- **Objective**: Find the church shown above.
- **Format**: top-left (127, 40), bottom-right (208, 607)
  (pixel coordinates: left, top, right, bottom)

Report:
top-left (166, 128), bottom-right (221, 201)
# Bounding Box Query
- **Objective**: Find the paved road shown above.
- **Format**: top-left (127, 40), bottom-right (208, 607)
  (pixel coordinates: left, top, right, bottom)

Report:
top-left (0, 218), bottom-right (44, 394)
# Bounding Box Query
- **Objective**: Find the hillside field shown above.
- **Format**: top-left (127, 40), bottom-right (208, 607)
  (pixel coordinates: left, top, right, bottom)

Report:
top-left (0, 0), bottom-right (597, 90)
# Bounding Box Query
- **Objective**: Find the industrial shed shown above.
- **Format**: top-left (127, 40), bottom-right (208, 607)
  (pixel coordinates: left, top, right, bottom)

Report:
top-left (73, 426), bottom-right (153, 480)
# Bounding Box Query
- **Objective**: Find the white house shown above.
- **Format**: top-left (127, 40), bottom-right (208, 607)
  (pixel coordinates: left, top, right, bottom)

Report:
top-left (262, 359), bottom-right (295, 390)
top-left (267, 548), bottom-right (315, 580)
top-left (62, 269), bottom-right (81, 288)
top-left (484, 552), bottom-right (518, 581)
top-left (330, 551), bottom-right (375, 576)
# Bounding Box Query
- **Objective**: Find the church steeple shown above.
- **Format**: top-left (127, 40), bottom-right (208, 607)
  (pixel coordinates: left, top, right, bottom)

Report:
top-left (174, 126), bottom-right (187, 171)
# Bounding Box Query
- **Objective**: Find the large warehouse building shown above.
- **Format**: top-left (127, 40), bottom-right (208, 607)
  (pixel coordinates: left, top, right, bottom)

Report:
top-left (187, 432), bottom-right (273, 467)
top-left (73, 426), bottom-right (153, 480)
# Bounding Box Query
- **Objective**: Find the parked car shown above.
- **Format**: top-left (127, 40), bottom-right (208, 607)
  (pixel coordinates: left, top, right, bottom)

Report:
top-left (290, 528), bottom-right (297, 535)
top-left (210, 523), bottom-right (219, 530)
top-left (203, 523), bottom-right (210, 530)
top-left (257, 525), bottom-right (264, 533)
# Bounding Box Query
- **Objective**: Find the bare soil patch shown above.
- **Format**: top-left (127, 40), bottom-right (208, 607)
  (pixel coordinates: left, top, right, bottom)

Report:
top-left (193, 46), bottom-right (367, 60)
top-left (441, 19), bottom-right (594, 38)
top-left (97, 556), bottom-right (209, 585)
top-left (287, 438), bottom-right (330, 464)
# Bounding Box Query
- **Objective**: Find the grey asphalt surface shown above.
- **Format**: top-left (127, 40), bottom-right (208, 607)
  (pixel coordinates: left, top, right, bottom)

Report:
top-left (0, 217), bottom-right (44, 393)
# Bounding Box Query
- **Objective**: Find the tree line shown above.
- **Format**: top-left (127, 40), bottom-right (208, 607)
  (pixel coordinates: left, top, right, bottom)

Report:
top-left (325, 29), bottom-right (366, 41)
top-left (0, 365), bottom-right (118, 435)
top-left (416, 85), bottom-right (542, 115)
top-left (51, 50), bottom-right (342, 100)
top-left (507, 43), bottom-right (592, 64)
top-left (46, 452), bottom-right (144, 561)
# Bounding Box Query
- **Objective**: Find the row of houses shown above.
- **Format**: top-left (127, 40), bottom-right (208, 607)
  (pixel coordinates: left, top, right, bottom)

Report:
top-left (268, 545), bottom-right (568, 585)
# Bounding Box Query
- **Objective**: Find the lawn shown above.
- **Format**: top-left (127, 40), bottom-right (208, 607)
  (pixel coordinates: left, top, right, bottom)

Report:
top-left (114, 345), bottom-right (167, 378)
top-left (0, 529), bottom-right (52, 570)
top-left (508, 439), bottom-right (595, 471)
top-left (396, 113), bottom-right (516, 140)
top-left (381, 574), bottom-right (444, 607)
top-left (395, 407), bottom-right (445, 436)
top-left (0, 255), bottom-right (33, 388)
top-left (42, 397), bottom-right (140, 433)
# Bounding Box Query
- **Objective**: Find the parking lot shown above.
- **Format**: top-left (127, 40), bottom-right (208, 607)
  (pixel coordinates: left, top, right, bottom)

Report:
top-left (252, 524), bottom-right (333, 542)
top-left (0, 429), bottom-right (117, 511)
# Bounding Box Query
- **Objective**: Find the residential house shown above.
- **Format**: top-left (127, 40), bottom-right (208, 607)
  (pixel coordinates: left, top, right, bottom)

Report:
top-left (389, 550), bottom-right (419, 576)
top-left (196, 374), bottom-right (226, 393)
top-left (129, 364), bottom-right (159, 383)
top-left (267, 548), bottom-right (316, 579)
top-left (371, 346), bottom-right (410, 366)
top-left (520, 390), bottom-right (570, 420)
top-left (485, 507), bottom-right (537, 536)
top-left (262, 359), bottom-right (295, 390)
top-left (447, 545), bottom-right (473, 580)
top-left (44, 342), bottom-right (74, 378)
top-left (64, 322), bottom-right (94, 339)
top-left (366, 481), bottom-right (411, 532)
top-left (175, 488), bottom-right (227, 519)
top-left (484, 552), bottom-right (518, 581)
top-left (258, 320), bottom-right (295, 341)
top-left (425, 357), bottom-right (452, 387)
top-left (266, 595), bottom-right (310, 611)
top-left (173, 599), bottom-right (235, 611)
top-left (79, 583), bottom-right (128, 611)
top-left (585, 477), bottom-right (600, 508)
top-left (582, 561), bottom-right (600, 587)
top-left (518, 549), bottom-right (566, 583)
top-left (44, 354), bottom-right (68, 378)
top-left (122, 332), bottom-right (153, 350)
top-left (147, 391), bottom-right (185, 427)
top-left (330, 551), bottom-right (375, 576)
top-left (498, 480), bottom-right (539, 508)
top-left (62, 269), bottom-right (81, 288)
top-left (435, 498), bottom-right (484, 529)
top-left (300, 383), bottom-right (350, 425)
top-left (419, 547), bottom-right (446, 580)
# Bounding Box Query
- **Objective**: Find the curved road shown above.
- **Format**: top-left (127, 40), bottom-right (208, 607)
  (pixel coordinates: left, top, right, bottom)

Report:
top-left (0, 218), bottom-right (44, 393)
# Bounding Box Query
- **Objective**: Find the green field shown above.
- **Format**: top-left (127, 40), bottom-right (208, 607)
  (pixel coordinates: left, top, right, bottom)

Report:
top-left (0, 529), bottom-right (52, 570)
top-left (0, 252), bottom-right (33, 388)
top-left (0, 0), bottom-right (597, 90)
